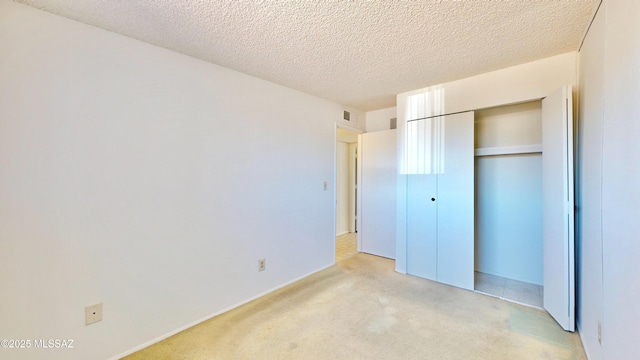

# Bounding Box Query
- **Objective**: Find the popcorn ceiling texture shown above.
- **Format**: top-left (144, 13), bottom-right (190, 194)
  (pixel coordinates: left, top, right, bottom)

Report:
top-left (16, 0), bottom-right (598, 111)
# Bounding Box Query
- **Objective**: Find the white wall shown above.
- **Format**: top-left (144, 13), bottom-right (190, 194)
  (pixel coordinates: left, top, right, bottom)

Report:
top-left (474, 102), bottom-right (543, 285)
top-left (339, 108), bottom-right (366, 132)
top-left (365, 107), bottom-right (397, 132)
top-left (336, 142), bottom-right (349, 236)
top-left (474, 102), bottom-right (542, 149)
top-left (599, 0), bottom-right (640, 358)
top-left (0, 2), bottom-right (340, 359)
top-left (576, 3), bottom-right (605, 359)
top-left (577, 1), bottom-right (640, 359)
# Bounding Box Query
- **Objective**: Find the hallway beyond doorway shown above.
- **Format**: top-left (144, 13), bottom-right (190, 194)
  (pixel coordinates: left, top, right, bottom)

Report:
top-left (336, 233), bottom-right (357, 262)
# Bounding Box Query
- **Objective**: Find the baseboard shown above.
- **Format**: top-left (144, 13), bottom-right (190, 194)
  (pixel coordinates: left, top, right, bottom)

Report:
top-left (110, 262), bottom-right (335, 360)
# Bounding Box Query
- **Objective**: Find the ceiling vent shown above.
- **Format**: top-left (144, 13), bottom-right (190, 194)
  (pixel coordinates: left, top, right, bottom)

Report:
top-left (343, 110), bottom-right (351, 121)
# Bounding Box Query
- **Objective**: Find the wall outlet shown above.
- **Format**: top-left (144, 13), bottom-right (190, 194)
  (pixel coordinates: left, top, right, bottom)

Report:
top-left (598, 321), bottom-right (602, 344)
top-left (85, 303), bottom-right (103, 325)
top-left (258, 259), bottom-right (266, 272)
top-left (323, 181), bottom-right (328, 191)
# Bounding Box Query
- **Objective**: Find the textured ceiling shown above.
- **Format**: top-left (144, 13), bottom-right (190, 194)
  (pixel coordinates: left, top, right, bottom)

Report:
top-left (16, 0), bottom-right (599, 111)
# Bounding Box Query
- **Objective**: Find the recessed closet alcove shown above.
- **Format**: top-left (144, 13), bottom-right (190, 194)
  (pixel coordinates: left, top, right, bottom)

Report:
top-left (474, 101), bottom-right (544, 307)
top-left (393, 55), bottom-right (576, 331)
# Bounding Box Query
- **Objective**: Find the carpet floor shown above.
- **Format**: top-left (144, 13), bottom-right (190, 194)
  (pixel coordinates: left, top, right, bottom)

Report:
top-left (123, 254), bottom-right (586, 360)
top-left (336, 232), bottom-right (357, 263)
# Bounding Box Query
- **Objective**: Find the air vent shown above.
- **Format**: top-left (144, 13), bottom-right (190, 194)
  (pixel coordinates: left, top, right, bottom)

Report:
top-left (390, 117), bottom-right (397, 130)
top-left (343, 110), bottom-right (351, 121)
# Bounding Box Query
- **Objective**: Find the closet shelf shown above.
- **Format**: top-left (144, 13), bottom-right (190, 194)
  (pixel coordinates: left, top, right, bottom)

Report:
top-left (474, 144), bottom-right (542, 157)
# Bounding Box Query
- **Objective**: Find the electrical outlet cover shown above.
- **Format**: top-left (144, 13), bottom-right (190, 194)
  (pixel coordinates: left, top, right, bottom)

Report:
top-left (85, 303), bottom-right (103, 325)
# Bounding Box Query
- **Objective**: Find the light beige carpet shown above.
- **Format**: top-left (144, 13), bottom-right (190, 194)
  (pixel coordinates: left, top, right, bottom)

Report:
top-left (336, 232), bottom-right (357, 262)
top-left (123, 254), bottom-right (586, 360)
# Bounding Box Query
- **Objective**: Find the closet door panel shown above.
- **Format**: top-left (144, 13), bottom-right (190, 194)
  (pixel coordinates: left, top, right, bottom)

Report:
top-left (406, 174), bottom-right (437, 280)
top-left (542, 86), bottom-right (575, 331)
top-left (437, 111), bottom-right (475, 290)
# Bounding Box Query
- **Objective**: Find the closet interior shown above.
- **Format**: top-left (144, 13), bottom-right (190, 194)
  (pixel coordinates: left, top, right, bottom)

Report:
top-left (473, 100), bottom-right (544, 308)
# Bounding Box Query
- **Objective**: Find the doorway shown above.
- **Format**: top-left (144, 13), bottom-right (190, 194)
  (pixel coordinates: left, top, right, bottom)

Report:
top-left (336, 127), bottom-right (359, 262)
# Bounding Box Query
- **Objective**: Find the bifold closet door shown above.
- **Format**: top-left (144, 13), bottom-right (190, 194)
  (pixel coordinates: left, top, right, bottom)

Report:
top-left (437, 111), bottom-right (475, 290)
top-left (406, 115), bottom-right (439, 280)
top-left (405, 111), bottom-right (474, 290)
top-left (407, 173), bottom-right (437, 279)
top-left (542, 86), bottom-right (575, 331)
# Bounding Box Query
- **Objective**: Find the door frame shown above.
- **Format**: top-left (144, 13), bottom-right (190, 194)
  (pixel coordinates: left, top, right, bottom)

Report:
top-left (335, 123), bottom-right (363, 261)
top-left (348, 142), bottom-right (358, 234)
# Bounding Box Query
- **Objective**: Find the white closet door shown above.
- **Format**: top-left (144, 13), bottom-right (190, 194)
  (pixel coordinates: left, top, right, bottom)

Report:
top-left (406, 173), bottom-right (437, 279)
top-left (405, 112), bottom-right (474, 290)
top-left (437, 111), bottom-right (475, 290)
top-left (360, 130), bottom-right (397, 259)
top-left (542, 86), bottom-right (575, 331)
top-left (405, 115), bottom-right (439, 280)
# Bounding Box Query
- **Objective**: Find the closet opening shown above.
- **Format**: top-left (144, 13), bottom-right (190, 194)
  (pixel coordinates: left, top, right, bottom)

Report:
top-left (474, 100), bottom-right (544, 308)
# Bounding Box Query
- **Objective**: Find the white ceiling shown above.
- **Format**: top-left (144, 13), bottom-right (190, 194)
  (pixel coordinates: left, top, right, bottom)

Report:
top-left (17, 0), bottom-right (599, 111)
